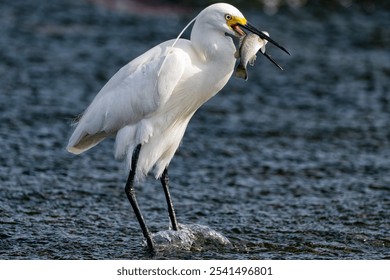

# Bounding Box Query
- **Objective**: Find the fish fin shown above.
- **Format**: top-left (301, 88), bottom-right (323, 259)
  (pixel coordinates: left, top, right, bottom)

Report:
top-left (235, 64), bottom-right (248, 81)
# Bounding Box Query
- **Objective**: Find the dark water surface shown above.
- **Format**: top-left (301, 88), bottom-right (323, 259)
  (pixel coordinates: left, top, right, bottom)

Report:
top-left (1, 0), bottom-right (389, 259)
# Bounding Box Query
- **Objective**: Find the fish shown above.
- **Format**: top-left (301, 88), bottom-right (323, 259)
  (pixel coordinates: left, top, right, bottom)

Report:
top-left (235, 33), bottom-right (268, 80)
top-left (235, 32), bottom-right (284, 80)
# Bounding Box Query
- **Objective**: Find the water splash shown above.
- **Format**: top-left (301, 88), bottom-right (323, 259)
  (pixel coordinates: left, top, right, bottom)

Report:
top-left (151, 224), bottom-right (231, 251)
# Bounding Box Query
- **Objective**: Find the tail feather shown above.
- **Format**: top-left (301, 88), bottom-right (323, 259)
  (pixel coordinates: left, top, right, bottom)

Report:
top-left (67, 105), bottom-right (112, 155)
top-left (67, 130), bottom-right (110, 154)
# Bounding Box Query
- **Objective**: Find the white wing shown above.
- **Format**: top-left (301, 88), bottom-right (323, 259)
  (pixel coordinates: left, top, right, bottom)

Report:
top-left (67, 40), bottom-right (187, 154)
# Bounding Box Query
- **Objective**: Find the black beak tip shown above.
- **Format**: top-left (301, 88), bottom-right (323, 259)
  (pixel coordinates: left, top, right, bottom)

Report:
top-left (261, 51), bottom-right (284, 71)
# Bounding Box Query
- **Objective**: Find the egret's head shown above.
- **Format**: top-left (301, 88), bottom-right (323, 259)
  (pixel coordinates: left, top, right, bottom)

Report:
top-left (196, 3), bottom-right (246, 37)
top-left (197, 3), bottom-right (290, 55)
top-left (192, 3), bottom-right (289, 66)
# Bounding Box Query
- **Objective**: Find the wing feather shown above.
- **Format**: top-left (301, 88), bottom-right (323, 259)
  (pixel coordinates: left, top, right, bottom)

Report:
top-left (67, 40), bottom-right (187, 154)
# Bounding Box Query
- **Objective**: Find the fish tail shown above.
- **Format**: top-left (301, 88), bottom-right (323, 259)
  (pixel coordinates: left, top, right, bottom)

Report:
top-left (235, 64), bottom-right (248, 80)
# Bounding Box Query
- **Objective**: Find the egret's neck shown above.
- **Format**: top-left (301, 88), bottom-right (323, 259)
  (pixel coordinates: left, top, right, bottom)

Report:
top-left (190, 27), bottom-right (236, 65)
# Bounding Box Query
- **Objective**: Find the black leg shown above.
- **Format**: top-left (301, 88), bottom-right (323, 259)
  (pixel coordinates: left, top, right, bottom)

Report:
top-left (124, 144), bottom-right (155, 253)
top-left (160, 168), bottom-right (179, 231)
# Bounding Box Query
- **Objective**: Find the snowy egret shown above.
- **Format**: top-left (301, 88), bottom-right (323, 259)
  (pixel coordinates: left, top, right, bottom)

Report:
top-left (67, 3), bottom-right (289, 253)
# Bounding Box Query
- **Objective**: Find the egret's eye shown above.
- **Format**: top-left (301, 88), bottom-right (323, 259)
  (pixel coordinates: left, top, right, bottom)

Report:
top-left (225, 14), bottom-right (232, 21)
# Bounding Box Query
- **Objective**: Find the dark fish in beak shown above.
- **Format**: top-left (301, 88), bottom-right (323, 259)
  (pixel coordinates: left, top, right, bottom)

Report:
top-left (239, 22), bottom-right (290, 55)
top-left (235, 33), bottom-right (268, 80)
top-left (238, 22), bottom-right (289, 70)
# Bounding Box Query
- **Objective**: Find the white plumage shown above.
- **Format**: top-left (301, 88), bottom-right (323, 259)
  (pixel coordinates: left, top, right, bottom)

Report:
top-left (67, 3), bottom-right (289, 252)
top-left (67, 3), bottom-right (244, 180)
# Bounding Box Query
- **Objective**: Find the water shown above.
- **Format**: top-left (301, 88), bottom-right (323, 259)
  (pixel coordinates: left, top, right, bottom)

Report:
top-left (152, 224), bottom-right (232, 251)
top-left (0, 0), bottom-right (389, 259)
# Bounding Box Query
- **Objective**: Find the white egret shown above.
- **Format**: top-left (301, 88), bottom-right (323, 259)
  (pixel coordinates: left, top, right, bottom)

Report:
top-left (67, 2), bottom-right (289, 253)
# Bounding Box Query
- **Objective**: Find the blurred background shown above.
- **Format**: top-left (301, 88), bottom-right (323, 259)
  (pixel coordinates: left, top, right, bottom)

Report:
top-left (0, 0), bottom-right (389, 259)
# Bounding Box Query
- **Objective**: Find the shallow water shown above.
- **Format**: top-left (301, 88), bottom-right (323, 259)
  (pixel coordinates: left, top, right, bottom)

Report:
top-left (0, 0), bottom-right (389, 259)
